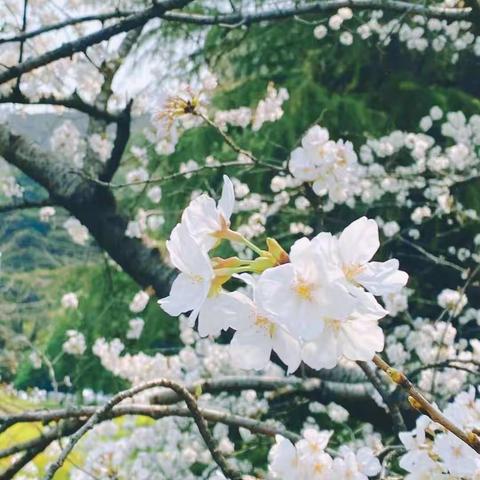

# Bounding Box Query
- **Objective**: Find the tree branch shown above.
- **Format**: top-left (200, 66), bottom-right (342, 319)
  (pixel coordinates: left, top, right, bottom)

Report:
top-left (162, 0), bottom-right (472, 26)
top-left (372, 354), bottom-right (480, 454)
top-left (43, 379), bottom-right (242, 480)
top-left (0, 124), bottom-right (172, 296)
top-left (0, 0), bottom-right (194, 87)
top-left (0, 420), bottom-right (82, 480)
top-left (0, 404), bottom-right (301, 458)
top-left (0, 90), bottom-right (120, 122)
top-left (357, 360), bottom-right (406, 432)
top-left (99, 99), bottom-right (133, 182)
top-left (0, 10), bottom-right (136, 45)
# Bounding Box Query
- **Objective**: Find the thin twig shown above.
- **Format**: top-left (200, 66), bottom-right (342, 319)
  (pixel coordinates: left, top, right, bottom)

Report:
top-left (357, 361), bottom-right (406, 431)
top-left (43, 378), bottom-right (242, 480)
top-left (372, 354), bottom-right (480, 454)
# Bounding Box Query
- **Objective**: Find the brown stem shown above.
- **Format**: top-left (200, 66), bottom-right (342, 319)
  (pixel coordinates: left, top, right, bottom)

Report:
top-left (372, 354), bottom-right (480, 453)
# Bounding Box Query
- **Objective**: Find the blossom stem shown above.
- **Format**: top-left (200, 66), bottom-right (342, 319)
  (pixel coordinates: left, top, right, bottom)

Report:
top-left (240, 236), bottom-right (265, 256)
top-left (372, 354), bottom-right (480, 454)
top-left (214, 266), bottom-right (256, 276)
top-left (223, 228), bottom-right (265, 256)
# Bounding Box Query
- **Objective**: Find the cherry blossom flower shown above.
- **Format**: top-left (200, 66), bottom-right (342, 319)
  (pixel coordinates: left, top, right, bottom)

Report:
top-left (331, 446), bottom-right (381, 480)
top-left (39, 206), bottom-right (56, 222)
top-left (61, 292), bottom-right (79, 310)
top-left (437, 288), bottom-right (467, 316)
top-left (335, 217), bottom-right (408, 296)
top-left (210, 276), bottom-right (301, 373)
top-left (63, 217), bottom-right (89, 245)
top-left (301, 298), bottom-right (386, 369)
top-left (433, 432), bottom-right (480, 477)
top-left (129, 290), bottom-right (150, 313)
top-left (63, 330), bottom-right (87, 356)
top-left (256, 233), bottom-right (357, 341)
top-left (126, 318), bottom-right (145, 340)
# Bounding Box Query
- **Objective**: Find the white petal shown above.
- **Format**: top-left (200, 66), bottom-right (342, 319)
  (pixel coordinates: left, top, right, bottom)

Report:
top-left (339, 319), bottom-right (384, 361)
top-left (203, 290), bottom-right (255, 334)
top-left (230, 327), bottom-right (272, 370)
top-left (198, 295), bottom-right (228, 337)
top-left (320, 283), bottom-right (358, 320)
top-left (166, 222), bottom-right (213, 276)
top-left (338, 217), bottom-right (379, 266)
top-left (272, 327), bottom-right (302, 373)
top-left (349, 287), bottom-right (388, 319)
top-left (312, 178), bottom-right (327, 196)
top-left (302, 327), bottom-right (339, 370)
top-left (158, 273), bottom-right (209, 317)
top-left (182, 194), bottom-right (221, 251)
top-left (289, 147), bottom-right (320, 181)
top-left (269, 436), bottom-right (298, 477)
top-left (218, 175), bottom-right (235, 221)
top-left (356, 259), bottom-right (408, 296)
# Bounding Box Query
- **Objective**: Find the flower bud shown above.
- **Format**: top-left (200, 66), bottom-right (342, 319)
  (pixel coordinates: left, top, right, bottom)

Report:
top-left (266, 237), bottom-right (290, 264)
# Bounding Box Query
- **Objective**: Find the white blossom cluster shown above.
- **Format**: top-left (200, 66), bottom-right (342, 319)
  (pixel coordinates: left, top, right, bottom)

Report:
top-left (92, 315), bottom-right (285, 390)
top-left (50, 120), bottom-right (86, 168)
top-left (62, 329), bottom-right (87, 356)
top-left (268, 428), bottom-right (381, 479)
top-left (215, 83), bottom-right (289, 133)
top-left (289, 125), bottom-right (362, 205)
top-left (63, 217), bottom-right (89, 245)
top-left (159, 176), bottom-right (408, 373)
top-left (313, 7), bottom-right (480, 61)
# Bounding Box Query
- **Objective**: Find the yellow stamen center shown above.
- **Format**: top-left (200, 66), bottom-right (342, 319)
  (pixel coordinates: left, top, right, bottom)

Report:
top-left (325, 318), bottom-right (342, 332)
top-left (342, 263), bottom-right (364, 282)
top-left (294, 281), bottom-right (314, 301)
top-left (255, 316), bottom-right (276, 336)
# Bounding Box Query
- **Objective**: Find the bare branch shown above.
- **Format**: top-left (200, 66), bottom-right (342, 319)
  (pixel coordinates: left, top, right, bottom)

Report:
top-left (76, 160), bottom-right (264, 189)
top-left (0, 10), bottom-right (136, 45)
top-left (99, 99), bottom-right (133, 182)
top-left (162, 0), bottom-right (472, 26)
top-left (0, 420), bottom-right (82, 480)
top-left (357, 360), bottom-right (406, 432)
top-left (373, 354), bottom-right (480, 453)
top-left (0, 90), bottom-right (120, 122)
top-left (43, 378), bottom-right (242, 480)
top-left (150, 375), bottom-right (306, 405)
top-left (0, 0), bottom-right (195, 87)
top-left (0, 404), bottom-right (301, 457)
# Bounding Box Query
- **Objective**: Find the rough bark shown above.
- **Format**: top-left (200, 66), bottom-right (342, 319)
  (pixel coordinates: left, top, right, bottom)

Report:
top-left (0, 124), bottom-right (173, 296)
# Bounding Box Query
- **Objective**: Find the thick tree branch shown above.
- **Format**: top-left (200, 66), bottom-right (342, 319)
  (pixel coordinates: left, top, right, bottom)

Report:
top-left (0, 124), bottom-right (172, 296)
top-left (99, 99), bottom-right (133, 182)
